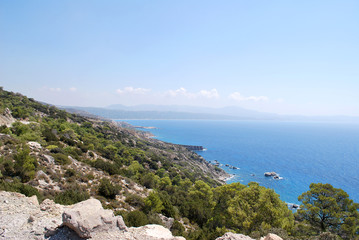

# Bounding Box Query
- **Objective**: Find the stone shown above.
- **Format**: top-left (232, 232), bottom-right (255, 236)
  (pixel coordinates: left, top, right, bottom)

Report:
top-left (0, 108), bottom-right (15, 127)
top-left (0, 191), bottom-right (185, 240)
top-left (216, 232), bottom-right (255, 240)
top-left (43, 154), bottom-right (55, 164)
top-left (28, 141), bottom-right (42, 150)
top-left (159, 213), bottom-right (175, 229)
top-left (128, 224), bottom-right (186, 240)
top-left (260, 233), bottom-right (283, 240)
top-left (116, 216), bottom-right (128, 231)
top-left (62, 198), bottom-right (126, 238)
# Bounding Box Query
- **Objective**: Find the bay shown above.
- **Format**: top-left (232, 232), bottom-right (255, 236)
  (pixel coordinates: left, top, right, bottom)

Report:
top-left (120, 120), bottom-right (359, 204)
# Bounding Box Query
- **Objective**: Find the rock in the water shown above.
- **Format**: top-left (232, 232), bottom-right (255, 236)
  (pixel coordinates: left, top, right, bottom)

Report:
top-left (216, 232), bottom-right (255, 240)
top-left (260, 233), bottom-right (283, 240)
top-left (264, 172), bottom-right (278, 177)
top-left (62, 198), bottom-right (127, 238)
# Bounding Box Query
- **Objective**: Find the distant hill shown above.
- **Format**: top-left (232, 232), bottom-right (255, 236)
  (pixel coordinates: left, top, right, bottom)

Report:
top-left (64, 104), bottom-right (359, 123)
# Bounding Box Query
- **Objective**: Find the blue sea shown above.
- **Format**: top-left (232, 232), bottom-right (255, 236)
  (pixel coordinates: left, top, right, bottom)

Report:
top-left (120, 120), bottom-right (359, 204)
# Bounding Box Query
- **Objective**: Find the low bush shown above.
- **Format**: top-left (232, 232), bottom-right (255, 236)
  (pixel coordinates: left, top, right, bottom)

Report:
top-left (124, 210), bottom-right (149, 227)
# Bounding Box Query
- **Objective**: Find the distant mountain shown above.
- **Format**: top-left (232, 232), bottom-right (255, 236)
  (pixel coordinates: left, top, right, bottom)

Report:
top-left (64, 106), bottom-right (249, 120)
top-left (63, 104), bottom-right (359, 123)
top-left (106, 104), bottom-right (279, 120)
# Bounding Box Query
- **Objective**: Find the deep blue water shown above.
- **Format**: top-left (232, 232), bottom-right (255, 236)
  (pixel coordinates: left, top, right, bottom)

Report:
top-left (120, 120), bottom-right (359, 204)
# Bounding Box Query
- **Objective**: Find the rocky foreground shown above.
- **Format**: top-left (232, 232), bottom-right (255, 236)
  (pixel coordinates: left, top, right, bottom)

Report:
top-left (0, 191), bottom-right (283, 240)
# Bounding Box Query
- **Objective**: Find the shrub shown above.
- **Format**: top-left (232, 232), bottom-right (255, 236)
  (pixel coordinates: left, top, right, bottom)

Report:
top-left (98, 178), bottom-right (120, 199)
top-left (0, 179), bottom-right (42, 200)
top-left (64, 168), bottom-right (76, 178)
top-left (54, 189), bottom-right (90, 205)
top-left (125, 194), bottom-right (145, 208)
top-left (171, 220), bottom-right (185, 236)
top-left (125, 210), bottom-right (148, 227)
top-left (52, 153), bottom-right (70, 165)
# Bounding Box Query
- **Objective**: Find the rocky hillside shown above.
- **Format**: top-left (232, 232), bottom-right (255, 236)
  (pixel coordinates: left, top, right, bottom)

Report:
top-left (0, 191), bottom-right (283, 240)
top-left (2, 87), bottom-right (351, 240)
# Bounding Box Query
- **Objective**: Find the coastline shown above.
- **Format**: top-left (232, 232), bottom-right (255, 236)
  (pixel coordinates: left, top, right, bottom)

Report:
top-left (125, 122), bottom-right (231, 185)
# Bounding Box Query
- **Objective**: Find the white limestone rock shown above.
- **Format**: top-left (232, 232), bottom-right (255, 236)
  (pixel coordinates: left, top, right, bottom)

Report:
top-left (216, 232), bottom-right (255, 240)
top-left (62, 198), bottom-right (127, 238)
top-left (260, 233), bottom-right (283, 240)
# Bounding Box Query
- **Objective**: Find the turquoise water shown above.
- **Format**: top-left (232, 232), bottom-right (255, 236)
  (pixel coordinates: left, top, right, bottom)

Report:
top-left (121, 120), bottom-right (359, 204)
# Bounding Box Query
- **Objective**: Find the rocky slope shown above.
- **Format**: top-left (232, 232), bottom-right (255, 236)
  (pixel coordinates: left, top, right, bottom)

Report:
top-left (0, 191), bottom-right (185, 240)
top-left (0, 108), bottom-right (15, 127)
top-left (0, 191), bottom-right (283, 240)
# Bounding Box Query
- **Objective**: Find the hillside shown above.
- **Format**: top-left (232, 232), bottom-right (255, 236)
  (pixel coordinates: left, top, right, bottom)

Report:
top-left (0, 87), bottom-right (357, 240)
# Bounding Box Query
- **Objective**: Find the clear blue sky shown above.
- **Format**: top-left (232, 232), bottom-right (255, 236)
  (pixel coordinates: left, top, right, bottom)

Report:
top-left (1, 0), bottom-right (358, 116)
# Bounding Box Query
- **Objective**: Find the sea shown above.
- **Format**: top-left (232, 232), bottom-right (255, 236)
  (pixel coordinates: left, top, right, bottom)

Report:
top-left (118, 120), bottom-right (359, 205)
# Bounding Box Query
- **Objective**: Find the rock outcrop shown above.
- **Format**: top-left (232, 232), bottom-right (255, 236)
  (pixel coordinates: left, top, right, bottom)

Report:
top-left (260, 233), bottom-right (283, 240)
top-left (0, 108), bottom-right (15, 127)
top-left (62, 198), bottom-right (127, 238)
top-left (216, 232), bottom-right (255, 240)
top-left (0, 191), bottom-right (63, 240)
top-left (0, 191), bottom-right (185, 240)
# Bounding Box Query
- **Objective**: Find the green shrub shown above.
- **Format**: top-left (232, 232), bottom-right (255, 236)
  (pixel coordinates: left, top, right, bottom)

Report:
top-left (64, 168), bottom-right (76, 177)
top-left (0, 179), bottom-right (42, 200)
top-left (125, 194), bottom-right (145, 208)
top-left (125, 210), bottom-right (149, 227)
top-left (52, 153), bottom-right (70, 165)
top-left (98, 178), bottom-right (120, 199)
top-left (54, 189), bottom-right (90, 205)
top-left (170, 220), bottom-right (185, 236)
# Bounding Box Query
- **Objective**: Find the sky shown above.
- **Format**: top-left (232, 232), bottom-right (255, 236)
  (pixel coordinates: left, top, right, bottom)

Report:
top-left (1, 0), bottom-right (358, 116)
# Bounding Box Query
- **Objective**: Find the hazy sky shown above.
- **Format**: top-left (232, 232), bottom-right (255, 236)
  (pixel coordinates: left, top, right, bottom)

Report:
top-left (1, 1), bottom-right (358, 116)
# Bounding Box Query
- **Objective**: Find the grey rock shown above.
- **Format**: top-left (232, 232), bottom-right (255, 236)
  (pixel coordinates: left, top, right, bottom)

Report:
top-left (216, 232), bottom-right (255, 240)
top-left (28, 141), bottom-right (42, 150)
top-left (0, 108), bottom-right (15, 127)
top-left (62, 198), bottom-right (127, 238)
top-left (0, 191), bottom-right (185, 240)
top-left (260, 233), bottom-right (283, 240)
top-left (43, 154), bottom-right (55, 164)
top-left (159, 213), bottom-right (175, 229)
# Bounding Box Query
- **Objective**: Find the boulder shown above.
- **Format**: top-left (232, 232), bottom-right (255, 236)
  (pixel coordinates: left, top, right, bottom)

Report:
top-left (127, 224), bottom-right (186, 240)
top-left (264, 172), bottom-right (277, 177)
top-left (28, 141), bottom-right (42, 150)
top-left (216, 232), bottom-right (255, 240)
top-left (0, 191), bottom-right (184, 240)
top-left (0, 108), bottom-right (15, 127)
top-left (43, 154), bottom-right (55, 164)
top-left (159, 213), bottom-right (175, 229)
top-left (62, 198), bottom-right (128, 238)
top-left (260, 233), bottom-right (283, 240)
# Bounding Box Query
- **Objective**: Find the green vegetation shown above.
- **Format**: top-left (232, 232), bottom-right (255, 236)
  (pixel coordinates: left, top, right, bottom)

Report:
top-left (0, 87), bottom-right (358, 239)
top-left (98, 178), bottom-right (121, 199)
top-left (297, 183), bottom-right (359, 239)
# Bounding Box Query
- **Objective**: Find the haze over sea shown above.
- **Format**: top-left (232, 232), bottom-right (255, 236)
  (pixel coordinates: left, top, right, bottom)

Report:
top-left (121, 120), bottom-right (359, 204)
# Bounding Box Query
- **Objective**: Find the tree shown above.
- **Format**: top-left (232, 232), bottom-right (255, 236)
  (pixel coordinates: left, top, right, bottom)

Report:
top-left (217, 182), bottom-right (294, 234)
top-left (297, 183), bottom-right (359, 238)
top-left (14, 148), bottom-right (37, 182)
top-left (144, 191), bottom-right (164, 213)
top-left (186, 180), bottom-right (215, 226)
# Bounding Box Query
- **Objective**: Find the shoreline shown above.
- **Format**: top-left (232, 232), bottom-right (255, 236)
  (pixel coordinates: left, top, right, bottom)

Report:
top-left (117, 119), bottom-right (318, 205)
